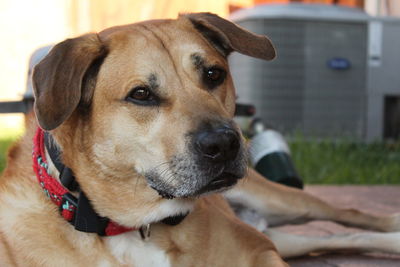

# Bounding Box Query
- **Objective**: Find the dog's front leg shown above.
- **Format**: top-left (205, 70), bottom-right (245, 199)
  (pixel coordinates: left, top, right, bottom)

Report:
top-left (164, 195), bottom-right (288, 267)
top-left (225, 168), bottom-right (400, 232)
top-left (265, 229), bottom-right (400, 258)
top-left (200, 196), bottom-right (289, 267)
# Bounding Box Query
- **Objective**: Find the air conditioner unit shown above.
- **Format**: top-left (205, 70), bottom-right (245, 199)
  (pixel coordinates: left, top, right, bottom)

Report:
top-left (229, 4), bottom-right (400, 141)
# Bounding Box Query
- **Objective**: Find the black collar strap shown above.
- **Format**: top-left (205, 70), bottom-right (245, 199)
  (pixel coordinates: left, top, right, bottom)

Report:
top-left (44, 132), bottom-right (79, 191)
top-left (42, 131), bottom-right (187, 235)
top-left (44, 132), bottom-right (118, 235)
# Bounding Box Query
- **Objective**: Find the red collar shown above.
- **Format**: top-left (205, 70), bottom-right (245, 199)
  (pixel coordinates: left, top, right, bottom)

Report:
top-left (33, 128), bottom-right (135, 236)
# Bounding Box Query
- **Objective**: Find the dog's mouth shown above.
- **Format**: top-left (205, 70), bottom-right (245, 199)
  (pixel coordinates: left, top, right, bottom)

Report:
top-left (196, 172), bottom-right (241, 195)
top-left (146, 150), bottom-right (247, 199)
top-left (149, 171), bottom-right (243, 199)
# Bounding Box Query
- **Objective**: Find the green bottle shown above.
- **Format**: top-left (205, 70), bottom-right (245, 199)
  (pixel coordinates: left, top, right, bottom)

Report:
top-left (249, 121), bottom-right (303, 189)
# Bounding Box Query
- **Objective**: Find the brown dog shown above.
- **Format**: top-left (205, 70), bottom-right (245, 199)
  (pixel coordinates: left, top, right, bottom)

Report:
top-left (0, 13), bottom-right (399, 267)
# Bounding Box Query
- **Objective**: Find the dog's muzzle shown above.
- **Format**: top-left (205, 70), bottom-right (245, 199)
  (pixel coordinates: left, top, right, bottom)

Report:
top-left (146, 122), bottom-right (247, 198)
top-left (192, 125), bottom-right (243, 194)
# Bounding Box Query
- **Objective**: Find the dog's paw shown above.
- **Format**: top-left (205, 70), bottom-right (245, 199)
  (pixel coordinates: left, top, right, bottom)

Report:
top-left (385, 213), bottom-right (400, 232)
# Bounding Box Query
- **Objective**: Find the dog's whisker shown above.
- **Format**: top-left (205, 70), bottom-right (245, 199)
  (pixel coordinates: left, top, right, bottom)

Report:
top-left (133, 175), bottom-right (140, 200)
top-left (163, 169), bottom-right (177, 186)
top-left (153, 161), bottom-right (170, 170)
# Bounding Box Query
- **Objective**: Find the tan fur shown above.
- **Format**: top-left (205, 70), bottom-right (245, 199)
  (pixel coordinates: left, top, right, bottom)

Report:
top-left (1, 13), bottom-right (399, 267)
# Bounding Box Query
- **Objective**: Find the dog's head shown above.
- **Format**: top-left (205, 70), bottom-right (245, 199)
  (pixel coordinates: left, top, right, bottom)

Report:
top-left (32, 13), bottom-right (275, 226)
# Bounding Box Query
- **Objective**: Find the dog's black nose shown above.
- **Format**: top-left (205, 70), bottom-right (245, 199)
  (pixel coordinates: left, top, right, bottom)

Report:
top-left (195, 127), bottom-right (240, 162)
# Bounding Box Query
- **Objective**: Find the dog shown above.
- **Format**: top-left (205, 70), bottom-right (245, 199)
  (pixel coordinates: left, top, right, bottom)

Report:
top-left (0, 13), bottom-right (399, 267)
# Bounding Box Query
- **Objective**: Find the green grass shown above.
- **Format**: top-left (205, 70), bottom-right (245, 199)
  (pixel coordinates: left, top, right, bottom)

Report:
top-left (289, 137), bottom-right (400, 184)
top-left (0, 126), bottom-right (24, 175)
top-left (0, 138), bottom-right (15, 174)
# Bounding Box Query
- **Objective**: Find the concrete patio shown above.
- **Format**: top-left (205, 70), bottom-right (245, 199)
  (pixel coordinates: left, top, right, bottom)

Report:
top-left (280, 185), bottom-right (400, 267)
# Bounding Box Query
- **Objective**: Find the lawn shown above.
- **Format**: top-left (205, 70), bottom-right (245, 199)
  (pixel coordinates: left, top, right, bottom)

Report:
top-left (0, 129), bottom-right (399, 184)
top-left (289, 137), bottom-right (400, 184)
top-left (0, 126), bottom-right (24, 174)
top-left (0, 137), bottom-right (14, 173)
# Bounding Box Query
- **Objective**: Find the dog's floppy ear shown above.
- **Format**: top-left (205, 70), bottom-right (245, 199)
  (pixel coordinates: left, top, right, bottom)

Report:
top-left (32, 33), bottom-right (107, 131)
top-left (184, 12), bottom-right (275, 60)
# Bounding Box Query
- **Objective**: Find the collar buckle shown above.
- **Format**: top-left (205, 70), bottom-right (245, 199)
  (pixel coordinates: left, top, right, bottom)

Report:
top-left (73, 191), bottom-right (109, 235)
top-left (59, 191), bottom-right (110, 235)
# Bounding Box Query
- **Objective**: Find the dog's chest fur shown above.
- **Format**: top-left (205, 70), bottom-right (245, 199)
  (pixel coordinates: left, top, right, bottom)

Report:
top-left (105, 232), bottom-right (171, 267)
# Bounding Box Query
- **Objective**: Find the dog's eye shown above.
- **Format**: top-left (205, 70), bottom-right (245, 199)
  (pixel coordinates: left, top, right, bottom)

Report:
top-left (203, 67), bottom-right (226, 89)
top-left (130, 87), bottom-right (151, 100)
top-left (125, 86), bottom-right (157, 105)
top-left (207, 68), bottom-right (223, 81)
